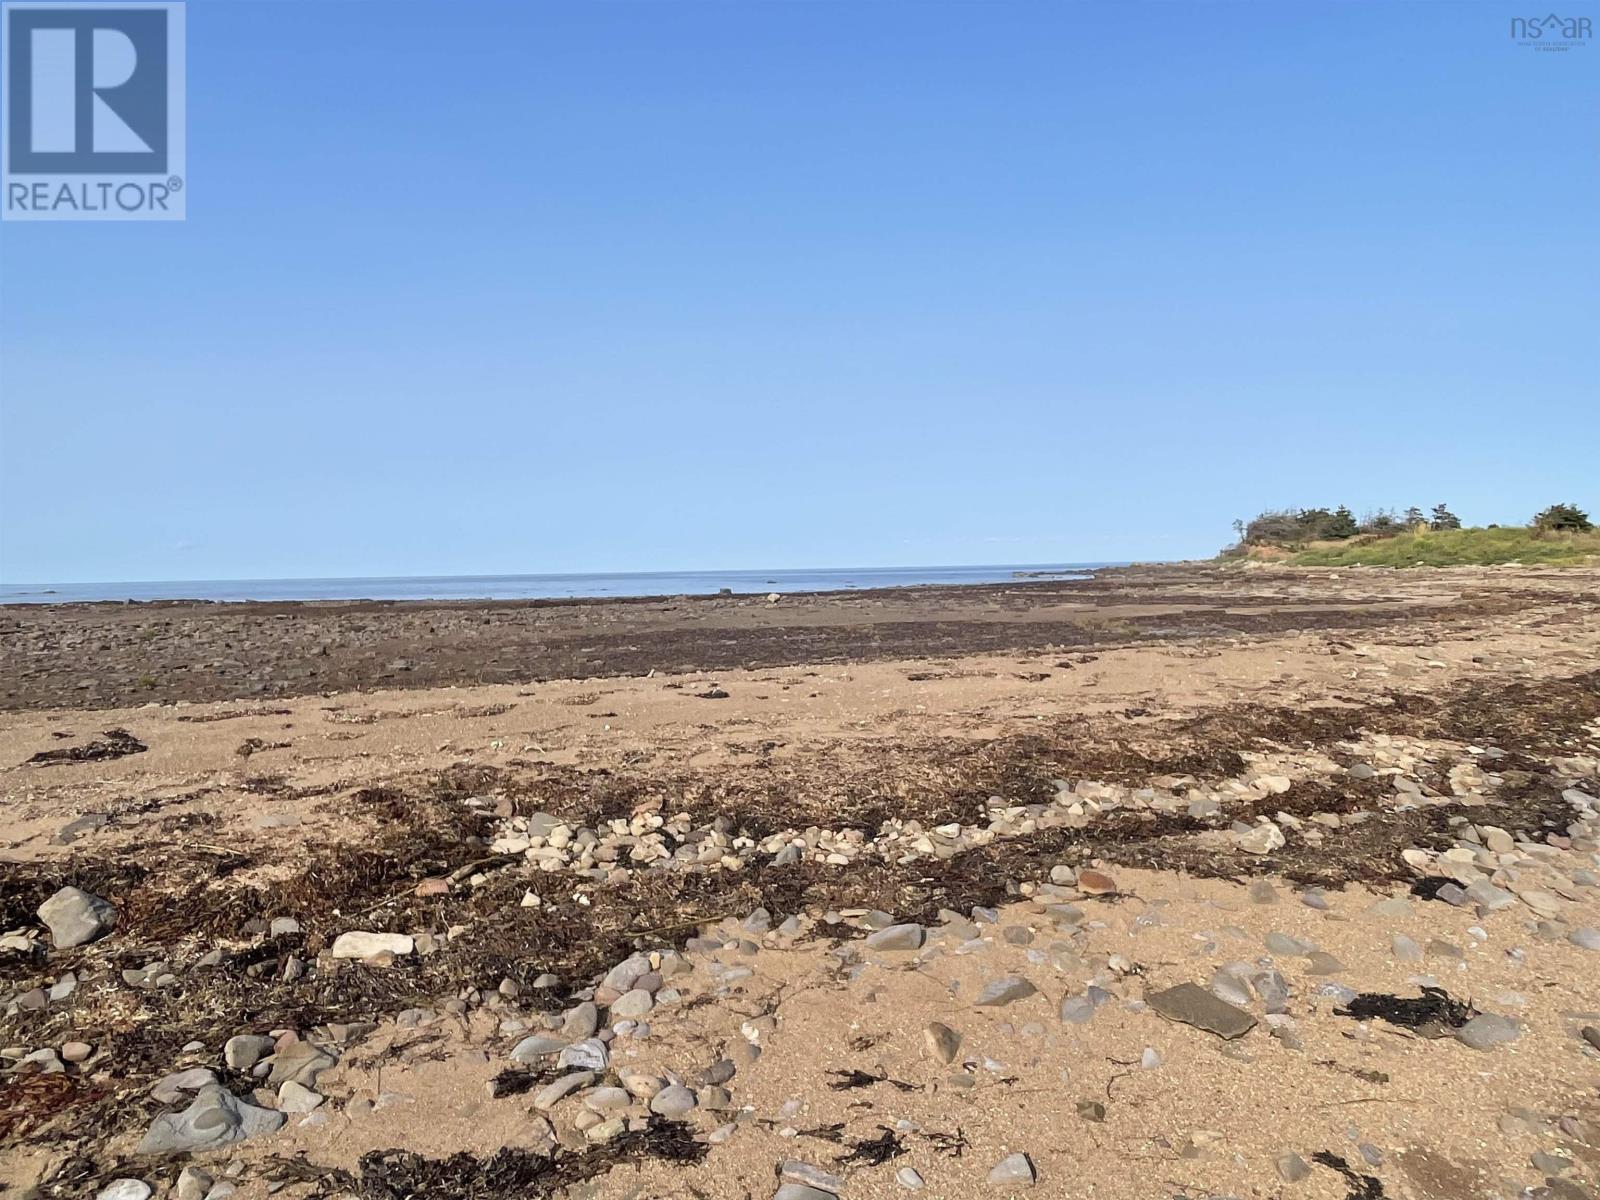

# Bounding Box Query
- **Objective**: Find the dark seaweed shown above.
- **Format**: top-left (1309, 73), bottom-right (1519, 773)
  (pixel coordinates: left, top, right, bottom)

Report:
top-left (1335, 986), bottom-right (1477, 1036)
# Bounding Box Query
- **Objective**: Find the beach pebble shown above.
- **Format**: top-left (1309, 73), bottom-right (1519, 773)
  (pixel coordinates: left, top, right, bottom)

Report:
top-left (268, 1042), bottom-right (335, 1087)
top-left (1533, 1150), bottom-right (1573, 1174)
top-left (223, 1035), bottom-right (274, 1071)
top-left (1236, 824), bottom-right (1285, 855)
top-left (610, 988), bottom-right (654, 1019)
top-left (585, 1116), bottom-right (625, 1143)
top-left (780, 1163), bottom-right (843, 1192)
top-left (923, 1021), bottom-right (962, 1063)
top-left (1059, 995), bottom-right (1096, 1024)
top-left (276, 1081), bottom-right (323, 1113)
top-left (96, 1182), bottom-right (151, 1200)
top-left (1391, 934), bottom-right (1423, 963)
top-left (865, 923), bottom-right (925, 952)
top-left (1076, 869), bottom-right (1117, 895)
top-left (986, 1152), bottom-right (1036, 1186)
top-left (1276, 1151), bottom-right (1311, 1182)
top-left (1455, 1014), bottom-right (1521, 1050)
top-left (583, 1086), bottom-right (631, 1112)
top-left (563, 1002), bottom-right (599, 1039)
top-left (510, 1035), bottom-right (565, 1062)
top-left (1266, 932), bottom-right (1315, 956)
top-left (558, 1038), bottom-right (608, 1071)
top-left (38, 886), bottom-right (117, 949)
top-left (975, 976), bottom-right (1037, 1007)
top-left (1569, 927), bottom-right (1600, 951)
top-left (150, 1068), bottom-right (218, 1105)
top-left (175, 1168), bottom-right (212, 1200)
top-left (649, 1084), bottom-right (697, 1118)
top-left (897, 1166), bottom-right (926, 1189)
top-left (533, 1072), bottom-right (594, 1111)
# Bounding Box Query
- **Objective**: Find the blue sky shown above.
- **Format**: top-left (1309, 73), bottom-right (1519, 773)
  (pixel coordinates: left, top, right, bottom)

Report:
top-left (1, 0), bottom-right (1596, 583)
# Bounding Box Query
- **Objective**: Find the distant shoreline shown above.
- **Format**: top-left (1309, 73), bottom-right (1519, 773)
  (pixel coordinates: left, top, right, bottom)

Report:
top-left (0, 561), bottom-right (1527, 712)
top-left (0, 562), bottom-right (1118, 608)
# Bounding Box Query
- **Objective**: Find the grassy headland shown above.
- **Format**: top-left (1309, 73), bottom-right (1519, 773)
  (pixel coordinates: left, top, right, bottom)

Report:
top-left (1222, 503), bottom-right (1598, 567)
top-left (1284, 525), bottom-right (1600, 567)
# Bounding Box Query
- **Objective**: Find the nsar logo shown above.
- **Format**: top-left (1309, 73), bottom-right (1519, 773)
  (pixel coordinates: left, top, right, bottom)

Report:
top-left (2, 2), bottom-right (185, 221)
top-left (1510, 12), bottom-right (1593, 50)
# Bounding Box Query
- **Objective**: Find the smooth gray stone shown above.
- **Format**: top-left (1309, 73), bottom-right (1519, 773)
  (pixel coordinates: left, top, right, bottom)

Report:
top-left (509, 1035), bottom-right (565, 1062)
top-left (1465, 880), bottom-right (1517, 912)
top-left (223, 1035), bottom-right (274, 1071)
top-left (38, 886), bottom-right (117, 949)
top-left (865, 923), bottom-right (925, 952)
top-left (780, 1162), bottom-right (844, 1192)
top-left (150, 1067), bottom-right (217, 1104)
top-left (1247, 880), bottom-right (1279, 904)
top-left (1391, 934), bottom-right (1423, 963)
top-left (986, 1152), bottom-right (1036, 1185)
top-left (649, 1084), bottom-right (697, 1118)
top-left (267, 1042), bottom-right (335, 1087)
top-left (1265, 932), bottom-right (1315, 956)
top-left (137, 1085), bottom-right (284, 1153)
top-left (562, 1002), bottom-right (599, 1039)
top-left (923, 1021), bottom-right (962, 1063)
top-left (1276, 1151), bottom-right (1311, 1182)
top-left (1059, 995), bottom-right (1096, 1024)
top-left (533, 1072), bottom-right (595, 1110)
top-left (975, 976), bottom-right (1038, 1007)
top-left (1455, 1013), bottom-right (1521, 1050)
top-left (600, 955), bottom-right (650, 993)
top-left (610, 988), bottom-right (654, 1018)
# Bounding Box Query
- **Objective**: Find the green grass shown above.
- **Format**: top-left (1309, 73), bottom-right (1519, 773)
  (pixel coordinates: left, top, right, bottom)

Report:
top-left (1286, 526), bottom-right (1600, 568)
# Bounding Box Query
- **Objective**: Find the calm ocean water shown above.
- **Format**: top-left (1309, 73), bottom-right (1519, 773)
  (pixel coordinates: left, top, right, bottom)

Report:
top-left (0, 563), bottom-right (1116, 605)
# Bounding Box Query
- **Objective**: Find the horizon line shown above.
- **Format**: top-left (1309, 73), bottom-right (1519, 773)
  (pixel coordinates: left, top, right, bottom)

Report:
top-left (0, 559), bottom-right (1133, 591)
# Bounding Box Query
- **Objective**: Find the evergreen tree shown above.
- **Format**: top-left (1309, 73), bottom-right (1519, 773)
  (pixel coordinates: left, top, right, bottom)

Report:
top-left (1430, 504), bottom-right (1462, 531)
top-left (1328, 506), bottom-right (1358, 539)
top-left (1533, 502), bottom-right (1594, 532)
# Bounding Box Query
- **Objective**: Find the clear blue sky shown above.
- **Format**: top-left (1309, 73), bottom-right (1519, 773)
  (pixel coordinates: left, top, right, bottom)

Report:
top-left (1, 0), bottom-right (1596, 583)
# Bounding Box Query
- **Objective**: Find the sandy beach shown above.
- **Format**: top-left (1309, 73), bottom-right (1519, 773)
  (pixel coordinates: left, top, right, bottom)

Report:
top-left (4, 564), bottom-right (1600, 1200)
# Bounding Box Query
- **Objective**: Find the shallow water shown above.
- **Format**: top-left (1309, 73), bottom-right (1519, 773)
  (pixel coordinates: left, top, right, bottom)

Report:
top-left (0, 563), bottom-right (1115, 605)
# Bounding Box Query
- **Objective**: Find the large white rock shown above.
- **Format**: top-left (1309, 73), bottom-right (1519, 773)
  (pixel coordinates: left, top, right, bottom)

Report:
top-left (1235, 823), bottom-right (1286, 855)
top-left (330, 931), bottom-right (414, 959)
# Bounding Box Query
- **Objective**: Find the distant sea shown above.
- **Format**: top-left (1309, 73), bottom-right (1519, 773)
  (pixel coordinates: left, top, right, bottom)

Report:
top-left (0, 563), bottom-right (1118, 606)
